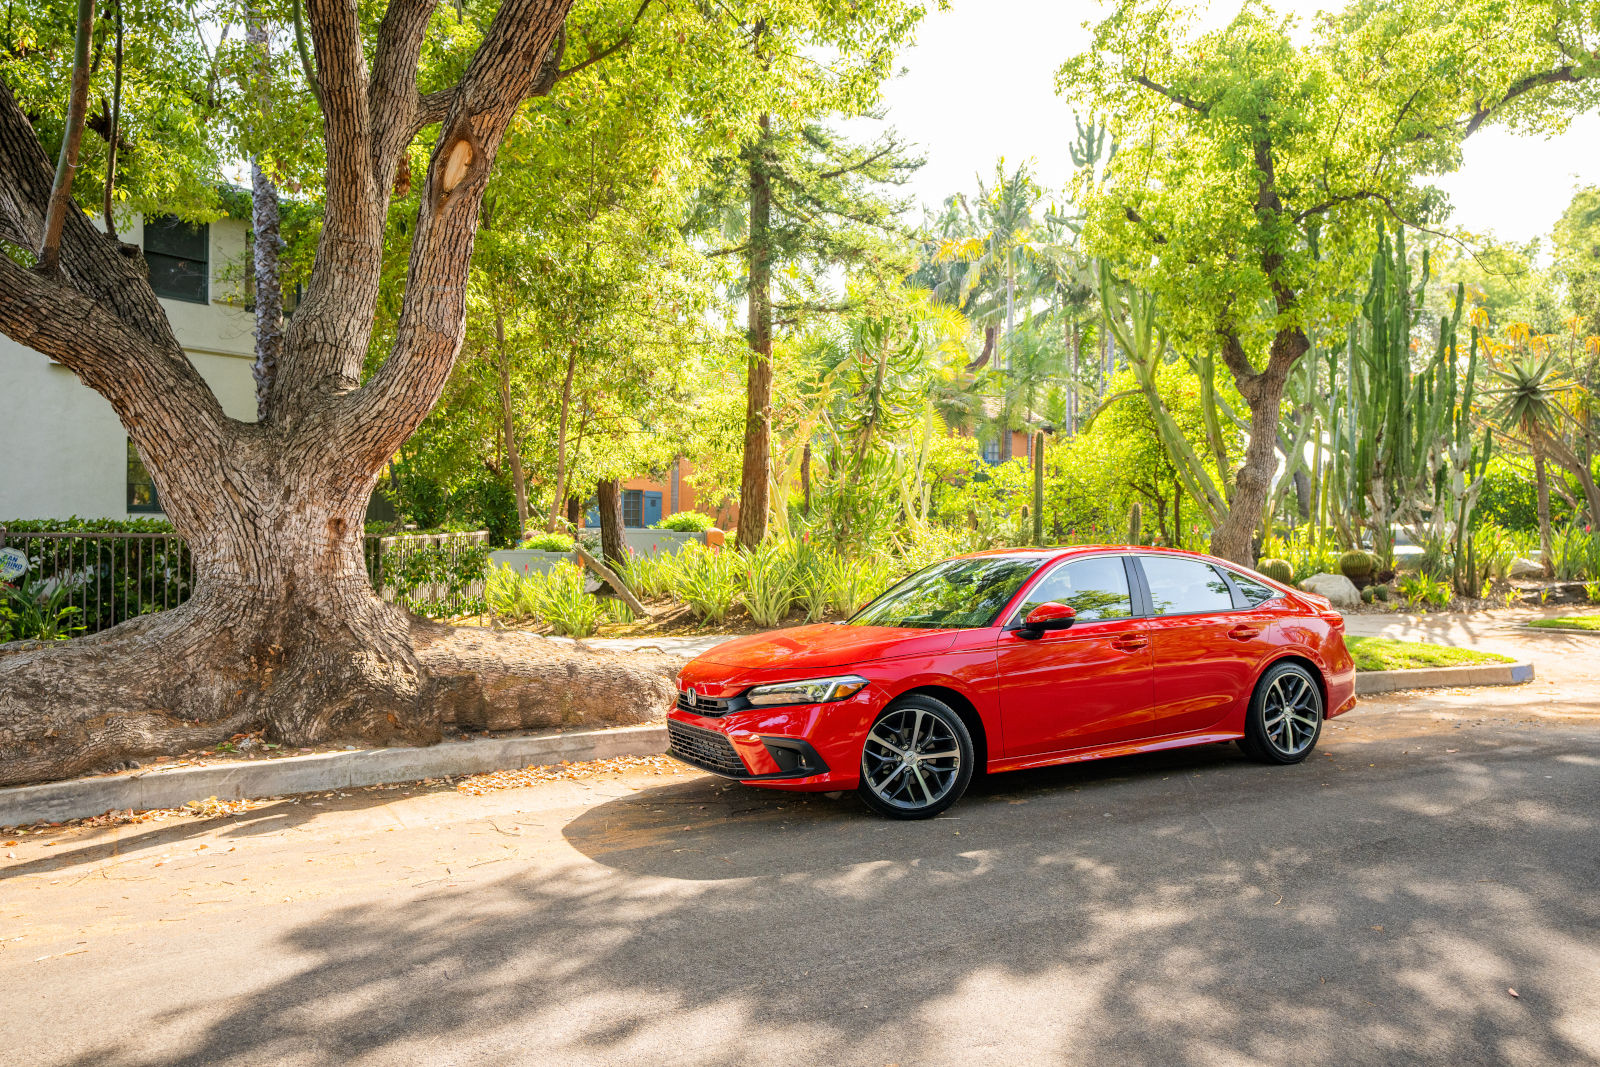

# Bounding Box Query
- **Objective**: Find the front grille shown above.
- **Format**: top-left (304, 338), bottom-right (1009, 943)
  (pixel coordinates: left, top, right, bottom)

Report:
top-left (675, 691), bottom-right (741, 716)
top-left (667, 719), bottom-right (749, 777)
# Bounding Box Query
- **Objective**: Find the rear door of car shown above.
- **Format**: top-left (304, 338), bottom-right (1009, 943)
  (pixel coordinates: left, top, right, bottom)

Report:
top-left (1132, 554), bottom-right (1273, 737)
top-left (995, 554), bottom-right (1156, 757)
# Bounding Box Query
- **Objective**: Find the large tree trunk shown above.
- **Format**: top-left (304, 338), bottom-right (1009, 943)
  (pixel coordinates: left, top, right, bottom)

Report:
top-left (1210, 327), bottom-right (1303, 565)
top-left (495, 313), bottom-right (529, 537)
top-left (246, 6), bottom-right (284, 419)
top-left (596, 477), bottom-right (626, 568)
top-left (1534, 448), bottom-right (1554, 580)
top-left (0, 1), bottom-right (683, 788)
top-left (736, 112), bottom-right (773, 551)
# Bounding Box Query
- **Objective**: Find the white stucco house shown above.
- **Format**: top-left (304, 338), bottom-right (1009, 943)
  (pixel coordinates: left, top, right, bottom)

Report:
top-left (1, 212), bottom-right (259, 521)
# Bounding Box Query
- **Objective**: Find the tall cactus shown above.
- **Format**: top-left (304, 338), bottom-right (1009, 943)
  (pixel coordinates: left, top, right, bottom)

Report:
top-left (1325, 225), bottom-right (1491, 584)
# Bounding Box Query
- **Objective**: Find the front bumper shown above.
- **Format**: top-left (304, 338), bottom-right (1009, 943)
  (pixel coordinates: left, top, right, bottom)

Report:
top-left (665, 688), bottom-right (881, 790)
top-left (666, 718), bottom-right (831, 781)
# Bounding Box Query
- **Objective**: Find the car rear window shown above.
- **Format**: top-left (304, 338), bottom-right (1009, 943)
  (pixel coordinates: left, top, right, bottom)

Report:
top-left (1141, 556), bottom-right (1235, 615)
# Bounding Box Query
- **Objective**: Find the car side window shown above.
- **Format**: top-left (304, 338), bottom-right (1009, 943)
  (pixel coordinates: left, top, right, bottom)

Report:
top-left (1141, 556), bottom-right (1235, 615)
top-left (1229, 570), bottom-right (1280, 607)
top-left (1015, 556), bottom-right (1133, 623)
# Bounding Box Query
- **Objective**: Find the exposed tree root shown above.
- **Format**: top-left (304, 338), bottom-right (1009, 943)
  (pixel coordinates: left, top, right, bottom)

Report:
top-left (0, 606), bottom-right (680, 788)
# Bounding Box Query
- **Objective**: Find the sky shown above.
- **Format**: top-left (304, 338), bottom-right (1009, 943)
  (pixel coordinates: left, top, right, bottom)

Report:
top-left (876, 0), bottom-right (1600, 249)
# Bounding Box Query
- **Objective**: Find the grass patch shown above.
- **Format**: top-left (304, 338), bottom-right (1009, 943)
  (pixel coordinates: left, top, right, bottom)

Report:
top-left (1344, 636), bottom-right (1515, 671)
top-left (1526, 614), bottom-right (1600, 632)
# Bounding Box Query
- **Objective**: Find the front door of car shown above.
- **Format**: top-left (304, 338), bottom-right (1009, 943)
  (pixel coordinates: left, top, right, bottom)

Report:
top-left (1134, 554), bottom-right (1270, 736)
top-left (996, 555), bottom-right (1155, 757)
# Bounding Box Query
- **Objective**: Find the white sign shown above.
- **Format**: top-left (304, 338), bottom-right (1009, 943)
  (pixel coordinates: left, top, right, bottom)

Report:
top-left (0, 548), bottom-right (25, 582)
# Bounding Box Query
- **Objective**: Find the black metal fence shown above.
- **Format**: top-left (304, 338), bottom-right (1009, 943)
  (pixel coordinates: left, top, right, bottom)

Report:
top-left (1, 527), bottom-right (490, 637)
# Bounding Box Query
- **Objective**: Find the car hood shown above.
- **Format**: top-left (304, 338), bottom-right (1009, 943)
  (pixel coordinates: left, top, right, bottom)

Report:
top-left (695, 624), bottom-right (959, 670)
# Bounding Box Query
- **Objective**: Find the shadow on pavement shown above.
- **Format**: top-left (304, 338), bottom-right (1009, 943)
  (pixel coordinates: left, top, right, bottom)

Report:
top-left (56, 725), bottom-right (1600, 1066)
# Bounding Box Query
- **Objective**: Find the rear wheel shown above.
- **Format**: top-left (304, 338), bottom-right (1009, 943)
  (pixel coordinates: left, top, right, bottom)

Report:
top-left (857, 695), bottom-right (974, 819)
top-left (1239, 661), bottom-right (1324, 764)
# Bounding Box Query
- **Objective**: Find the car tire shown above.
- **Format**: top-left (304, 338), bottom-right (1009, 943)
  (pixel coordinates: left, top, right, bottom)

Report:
top-left (857, 694), bottom-right (975, 820)
top-left (1238, 660), bottom-right (1324, 765)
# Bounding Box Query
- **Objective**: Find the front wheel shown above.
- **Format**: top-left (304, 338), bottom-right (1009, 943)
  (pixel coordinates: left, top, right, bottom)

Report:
top-left (857, 695), bottom-right (975, 819)
top-left (1238, 661), bottom-right (1324, 764)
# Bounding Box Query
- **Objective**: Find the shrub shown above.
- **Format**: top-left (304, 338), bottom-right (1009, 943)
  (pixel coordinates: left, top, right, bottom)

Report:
top-left (675, 543), bottom-right (741, 623)
top-left (518, 532), bottom-right (575, 552)
top-left (739, 542), bottom-right (799, 627)
top-left (654, 511), bottom-right (714, 533)
top-left (616, 551), bottom-right (675, 600)
top-left (537, 563), bottom-right (605, 637)
top-left (1339, 550), bottom-right (1376, 580)
top-left (486, 564), bottom-right (543, 622)
top-left (1256, 558), bottom-right (1294, 585)
top-left (383, 542), bottom-right (489, 618)
top-left (1, 579), bottom-right (86, 640)
top-left (1398, 573), bottom-right (1451, 610)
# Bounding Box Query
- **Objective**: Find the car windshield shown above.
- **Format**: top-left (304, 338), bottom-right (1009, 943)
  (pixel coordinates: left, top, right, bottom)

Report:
top-left (849, 556), bottom-right (1045, 629)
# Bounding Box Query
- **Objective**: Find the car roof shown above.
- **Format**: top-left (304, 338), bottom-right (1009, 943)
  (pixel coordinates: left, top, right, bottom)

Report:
top-left (957, 544), bottom-right (1233, 566)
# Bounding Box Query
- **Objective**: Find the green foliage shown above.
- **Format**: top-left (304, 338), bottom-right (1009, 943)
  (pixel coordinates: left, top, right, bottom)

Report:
top-left (738, 542), bottom-right (799, 628)
top-left (674, 543), bottom-right (742, 624)
top-left (1398, 573), bottom-right (1453, 610)
top-left (1, 579), bottom-right (86, 640)
top-left (1474, 457), bottom-right (1575, 531)
top-left (1549, 523), bottom-right (1600, 582)
top-left (1344, 636), bottom-right (1512, 671)
top-left (1256, 558), bottom-right (1294, 585)
top-left (653, 512), bottom-right (714, 533)
top-left (381, 543), bottom-right (489, 619)
top-left (517, 532), bottom-right (575, 553)
top-left (487, 563), bottom-right (604, 638)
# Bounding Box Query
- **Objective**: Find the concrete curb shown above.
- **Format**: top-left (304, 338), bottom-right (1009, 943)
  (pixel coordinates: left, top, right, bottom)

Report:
top-left (1355, 661), bottom-right (1534, 695)
top-left (0, 723), bottom-right (667, 829)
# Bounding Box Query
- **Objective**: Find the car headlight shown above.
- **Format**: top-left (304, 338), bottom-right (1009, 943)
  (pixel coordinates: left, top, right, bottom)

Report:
top-left (744, 675), bottom-right (870, 707)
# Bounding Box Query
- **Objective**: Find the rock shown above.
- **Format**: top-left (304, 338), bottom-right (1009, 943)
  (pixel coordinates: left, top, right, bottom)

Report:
top-left (1507, 557), bottom-right (1544, 579)
top-left (1299, 572), bottom-right (1360, 610)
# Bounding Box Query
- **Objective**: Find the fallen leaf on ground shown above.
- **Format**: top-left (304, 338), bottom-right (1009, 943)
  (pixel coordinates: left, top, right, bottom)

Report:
top-left (1508, 988), bottom-right (1519, 998)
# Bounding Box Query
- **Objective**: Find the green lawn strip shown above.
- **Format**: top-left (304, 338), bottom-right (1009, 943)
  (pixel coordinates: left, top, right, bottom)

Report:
top-left (1526, 615), bottom-right (1600, 632)
top-left (1344, 636), bottom-right (1516, 672)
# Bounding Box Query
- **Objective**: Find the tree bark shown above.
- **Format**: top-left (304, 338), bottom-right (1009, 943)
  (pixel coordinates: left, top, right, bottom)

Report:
top-left (1535, 448), bottom-right (1554, 580)
top-left (0, 2), bottom-right (689, 788)
top-left (548, 342), bottom-right (579, 531)
top-left (495, 313), bottom-right (529, 538)
top-left (1209, 327), bottom-right (1303, 565)
top-left (737, 111), bottom-right (773, 550)
top-left (596, 477), bottom-right (626, 567)
top-left (246, 6), bottom-right (284, 421)
top-left (35, 0), bottom-right (95, 273)
top-left (101, 0), bottom-right (123, 240)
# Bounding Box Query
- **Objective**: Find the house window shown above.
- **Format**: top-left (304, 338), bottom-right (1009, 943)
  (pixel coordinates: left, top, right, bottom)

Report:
top-left (144, 215), bottom-right (209, 303)
top-left (127, 440), bottom-right (161, 513)
top-left (622, 489), bottom-right (644, 528)
top-left (981, 437), bottom-right (1002, 465)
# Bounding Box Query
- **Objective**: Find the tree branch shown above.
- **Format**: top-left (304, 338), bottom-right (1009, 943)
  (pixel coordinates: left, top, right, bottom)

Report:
top-left (346, 0), bottom-right (576, 465)
top-left (1130, 73), bottom-right (1210, 114)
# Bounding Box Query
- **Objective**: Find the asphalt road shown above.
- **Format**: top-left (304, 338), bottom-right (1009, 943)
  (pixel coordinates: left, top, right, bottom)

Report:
top-left (3, 619), bottom-right (1599, 1066)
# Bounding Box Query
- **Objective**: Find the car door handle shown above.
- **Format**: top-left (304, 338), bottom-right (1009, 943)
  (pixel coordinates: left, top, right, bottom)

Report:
top-left (1111, 634), bottom-right (1148, 652)
top-left (1229, 624), bottom-right (1261, 641)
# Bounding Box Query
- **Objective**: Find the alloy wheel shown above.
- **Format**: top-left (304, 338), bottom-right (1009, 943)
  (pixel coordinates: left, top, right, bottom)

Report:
top-left (1261, 670), bottom-right (1320, 757)
top-left (861, 705), bottom-right (963, 812)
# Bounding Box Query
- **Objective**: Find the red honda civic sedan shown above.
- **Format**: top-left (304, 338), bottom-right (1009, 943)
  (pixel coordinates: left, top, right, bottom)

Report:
top-left (666, 546), bottom-right (1356, 819)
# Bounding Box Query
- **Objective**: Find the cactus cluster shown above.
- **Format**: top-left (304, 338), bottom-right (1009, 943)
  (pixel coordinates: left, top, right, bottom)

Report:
top-left (1339, 550), bottom-right (1378, 580)
top-left (1322, 225), bottom-right (1491, 593)
top-left (1256, 558), bottom-right (1294, 585)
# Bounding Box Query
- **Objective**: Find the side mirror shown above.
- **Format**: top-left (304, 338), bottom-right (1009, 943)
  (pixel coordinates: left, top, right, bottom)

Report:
top-left (1020, 602), bottom-right (1076, 637)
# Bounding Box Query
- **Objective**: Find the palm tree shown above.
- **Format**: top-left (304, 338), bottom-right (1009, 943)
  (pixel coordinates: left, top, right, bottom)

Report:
top-left (1489, 353), bottom-right (1563, 579)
